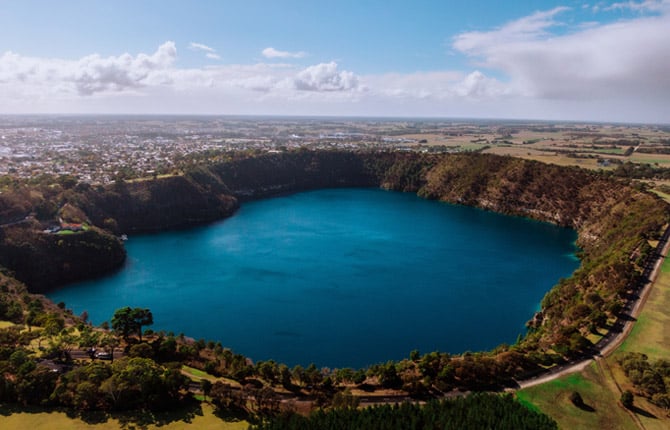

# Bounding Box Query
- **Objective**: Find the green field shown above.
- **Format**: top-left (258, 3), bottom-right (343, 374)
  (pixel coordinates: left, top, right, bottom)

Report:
top-left (517, 364), bottom-right (637, 430)
top-left (616, 257), bottom-right (670, 358)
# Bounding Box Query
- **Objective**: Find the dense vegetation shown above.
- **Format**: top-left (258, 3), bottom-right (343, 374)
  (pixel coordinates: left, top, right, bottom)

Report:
top-left (250, 394), bottom-right (558, 430)
top-left (618, 352), bottom-right (670, 411)
top-left (0, 149), bottom-right (668, 419)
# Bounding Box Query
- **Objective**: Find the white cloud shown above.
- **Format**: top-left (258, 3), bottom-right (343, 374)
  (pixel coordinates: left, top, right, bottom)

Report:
top-left (453, 7), bottom-right (568, 54)
top-left (262, 47), bottom-right (307, 59)
top-left (605, 0), bottom-right (670, 12)
top-left (0, 41), bottom-right (177, 97)
top-left (293, 62), bottom-right (360, 92)
top-left (452, 7), bottom-right (670, 102)
top-left (366, 71), bottom-right (462, 99)
top-left (454, 71), bottom-right (507, 99)
top-left (189, 42), bottom-right (220, 60)
top-left (189, 42), bottom-right (216, 53)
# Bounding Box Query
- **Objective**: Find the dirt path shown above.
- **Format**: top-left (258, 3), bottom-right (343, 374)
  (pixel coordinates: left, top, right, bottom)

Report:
top-left (518, 225), bottom-right (670, 390)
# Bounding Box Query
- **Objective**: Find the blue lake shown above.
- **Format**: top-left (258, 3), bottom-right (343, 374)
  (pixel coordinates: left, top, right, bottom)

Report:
top-left (49, 188), bottom-right (579, 368)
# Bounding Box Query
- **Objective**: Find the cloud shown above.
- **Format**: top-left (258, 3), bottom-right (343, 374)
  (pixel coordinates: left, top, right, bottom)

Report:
top-left (453, 7), bottom-right (568, 54)
top-left (452, 7), bottom-right (670, 101)
top-left (366, 71), bottom-right (461, 99)
top-left (189, 42), bottom-right (216, 53)
top-left (293, 62), bottom-right (360, 92)
top-left (74, 41), bottom-right (177, 95)
top-left (605, 0), bottom-right (670, 12)
top-left (262, 47), bottom-right (307, 59)
top-left (0, 41), bottom-right (177, 97)
top-left (189, 42), bottom-right (221, 60)
top-left (454, 71), bottom-right (507, 99)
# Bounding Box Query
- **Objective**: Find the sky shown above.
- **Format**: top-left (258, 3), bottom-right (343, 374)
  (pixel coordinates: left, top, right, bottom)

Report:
top-left (0, 0), bottom-right (669, 123)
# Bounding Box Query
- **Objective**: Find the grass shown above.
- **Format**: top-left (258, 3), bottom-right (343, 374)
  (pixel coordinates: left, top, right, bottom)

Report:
top-left (0, 403), bottom-right (248, 430)
top-left (616, 256), bottom-right (670, 358)
top-left (181, 365), bottom-right (242, 388)
top-left (0, 320), bottom-right (15, 329)
top-left (182, 365), bottom-right (218, 381)
top-left (587, 148), bottom-right (626, 155)
top-left (629, 154), bottom-right (670, 166)
top-left (517, 363), bottom-right (637, 430)
top-left (55, 224), bottom-right (89, 235)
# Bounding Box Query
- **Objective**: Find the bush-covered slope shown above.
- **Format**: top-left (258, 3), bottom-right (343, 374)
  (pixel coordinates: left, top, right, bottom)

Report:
top-left (0, 222), bottom-right (126, 293)
top-left (77, 174), bottom-right (239, 233)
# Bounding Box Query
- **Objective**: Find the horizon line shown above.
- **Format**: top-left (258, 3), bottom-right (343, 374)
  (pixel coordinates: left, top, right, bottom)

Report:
top-left (0, 113), bottom-right (667, 127)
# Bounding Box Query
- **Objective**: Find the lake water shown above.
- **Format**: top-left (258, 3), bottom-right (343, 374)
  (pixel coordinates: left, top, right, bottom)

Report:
top-left (49, 188), bottom-right (579, 368)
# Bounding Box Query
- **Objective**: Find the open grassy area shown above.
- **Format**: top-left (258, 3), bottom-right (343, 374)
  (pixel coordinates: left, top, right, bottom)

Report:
top-left (517, 363), bottom-right (637, 430)
top-left (181, 365), bottom-right (242, 388)
top-left (0, 403), bottom-right (248, 430)
top-left (629, 154), bottom-right (670, 166)
top-left (617, 257), bottom-right (670, 358)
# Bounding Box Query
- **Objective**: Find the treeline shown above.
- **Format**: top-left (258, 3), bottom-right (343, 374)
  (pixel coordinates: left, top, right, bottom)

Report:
top-left (611, 162), bottom-right (670, 180)
top-left (619, 352), bottom-right (670, 410)
top-left (0, 351), bottom-right (188, 411)
top-left (250, 394), bottom-right (558, 430)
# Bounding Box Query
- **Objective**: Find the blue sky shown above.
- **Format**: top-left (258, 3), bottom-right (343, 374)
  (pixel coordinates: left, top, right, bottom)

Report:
top-left (1, 0), bottom-right (669, 122)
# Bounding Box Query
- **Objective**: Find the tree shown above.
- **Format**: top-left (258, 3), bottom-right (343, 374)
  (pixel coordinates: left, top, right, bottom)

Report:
top-left (201, 379), bottom-right (212, 402)
top-left (131, 308), bottom-right (153, 342)
top-left (111, 307), bottom-right (135, 340)
top-left (111, 307), bottom-right (153, 341)
top-left (332, 388), bottom-right (360, 409)
top-left (99, 332), bottom-right (120, 363)
top-left (621, 390), bottom-right (634, 409)
top-left (128, 342), bottom-right (154, 358)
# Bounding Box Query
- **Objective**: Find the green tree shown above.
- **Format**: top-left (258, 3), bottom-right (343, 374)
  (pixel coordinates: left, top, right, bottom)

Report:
top-left (111, 307), bottom-right (153, 341)
top-left (111, 307), bottom-right (135, 341)
top-left (128, 342), bottom-right (154, 358)
top-left (201, 379), bottom-right (212, 402)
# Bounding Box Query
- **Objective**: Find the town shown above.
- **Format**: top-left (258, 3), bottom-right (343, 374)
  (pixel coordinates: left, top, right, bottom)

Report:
top-left (0, 115), bottom-right (431, 184)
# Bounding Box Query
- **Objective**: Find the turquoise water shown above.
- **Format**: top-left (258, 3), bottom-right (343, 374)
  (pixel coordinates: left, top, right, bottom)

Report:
top-left (49, 188), bottom-right (579, 368)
